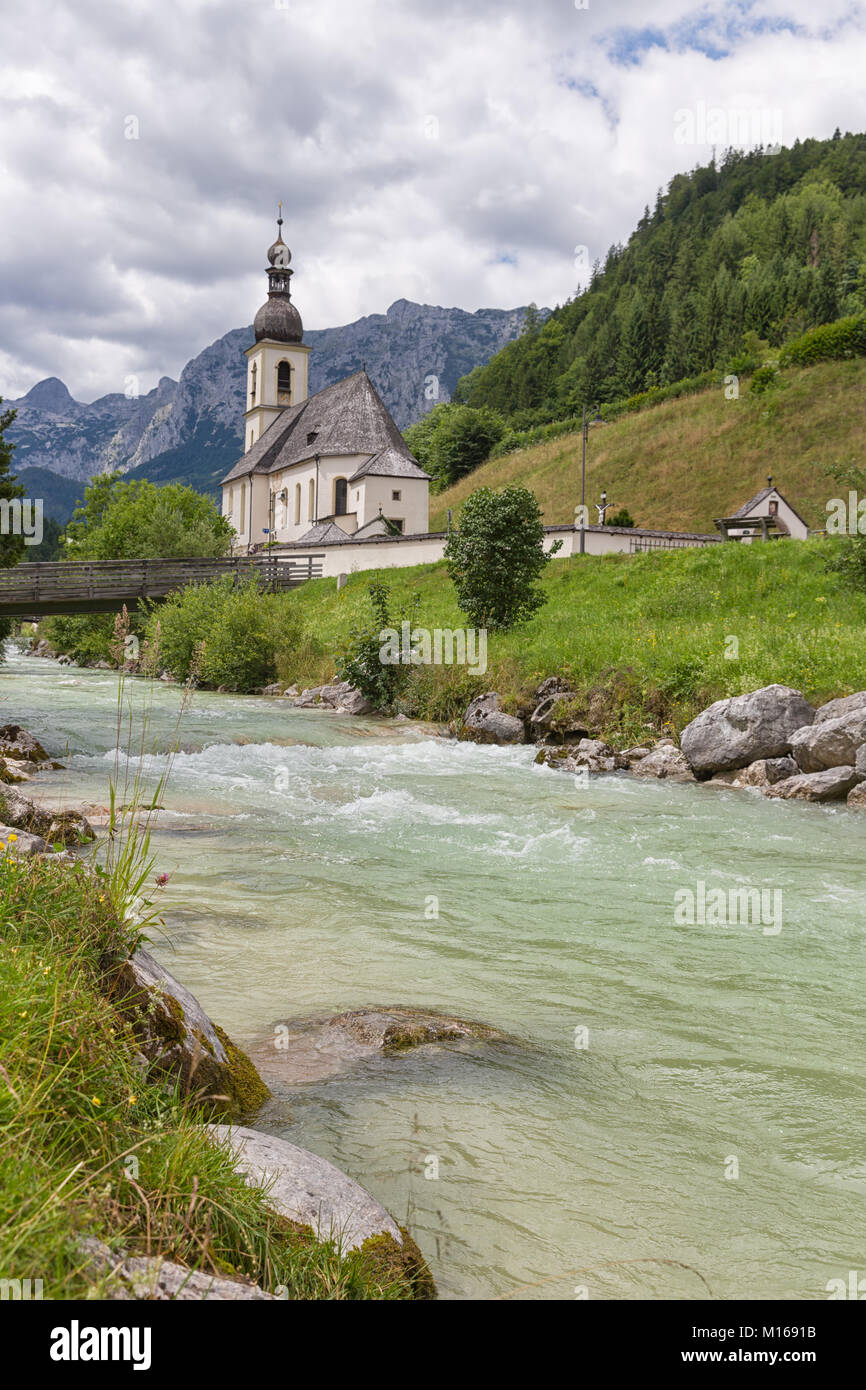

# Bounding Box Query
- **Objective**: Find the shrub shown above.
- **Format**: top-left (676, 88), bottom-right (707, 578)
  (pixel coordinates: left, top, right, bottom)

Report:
top-left (334, 579), bottom-right (420, 712)
top-left (778, 313), bottom-right (866, 366)
top-left (145, 578), bottom-right (315, 692)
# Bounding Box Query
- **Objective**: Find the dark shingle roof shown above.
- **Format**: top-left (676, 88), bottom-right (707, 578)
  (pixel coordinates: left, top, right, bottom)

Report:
top-left (221, 371), bottom-right (426, 485)
top-left (349, 445), bottom-right (430, 482)
top-left (294, 521), bottom-right (352, 544)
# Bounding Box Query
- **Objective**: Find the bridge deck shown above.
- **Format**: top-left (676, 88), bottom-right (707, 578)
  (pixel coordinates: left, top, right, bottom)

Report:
top-left (0, 555), bottom-right (324, 618)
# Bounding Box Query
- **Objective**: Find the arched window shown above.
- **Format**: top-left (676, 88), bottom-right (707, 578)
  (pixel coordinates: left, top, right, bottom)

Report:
top-left (277, 360), bottom-right (292, 405)
top-left (228, 486), bottom-right (234, 520)
top-left (239, 482), bottom-right (246, 531)
top-left (308, 477), bottom-right (315, 521)
top-left (250, 362), bottom-right (257, 406)
top-left (334, 477), bottom-right (348, 516)
top-left (294, 483), bottom-right (301, 526)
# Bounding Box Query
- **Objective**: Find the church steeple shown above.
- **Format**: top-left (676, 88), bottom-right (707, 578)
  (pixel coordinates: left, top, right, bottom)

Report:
top-left (242, 209), bottom-right (311, 453)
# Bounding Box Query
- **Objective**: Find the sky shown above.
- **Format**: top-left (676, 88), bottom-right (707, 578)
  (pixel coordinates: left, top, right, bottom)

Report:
top-left (1, 0), bottom-right (865, 403)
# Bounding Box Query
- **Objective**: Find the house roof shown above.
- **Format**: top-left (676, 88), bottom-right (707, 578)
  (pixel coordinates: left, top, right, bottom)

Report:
top-left (220, 370), bottom-right (427, 485)
top-left (732, 485), bottom-right (809, 528)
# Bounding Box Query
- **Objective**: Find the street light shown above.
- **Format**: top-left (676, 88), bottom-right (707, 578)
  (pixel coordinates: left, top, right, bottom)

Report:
top-left (579, 405), bottom-right (603, 554)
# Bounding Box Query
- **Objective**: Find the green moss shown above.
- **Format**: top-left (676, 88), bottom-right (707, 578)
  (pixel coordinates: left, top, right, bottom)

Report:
top-left (356, 1228), bottom-right (437, 1300)
top-left (213, 1023), bottom-right (270, 1118)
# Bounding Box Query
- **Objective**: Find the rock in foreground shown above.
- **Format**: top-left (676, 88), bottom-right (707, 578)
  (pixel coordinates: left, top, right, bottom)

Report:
top-left (680, 685), bottom-right (815, 775)
top-left (112, 949), bottom-right (269, 1119)
top-left (766, 766), bottom-right (859, 802)
top-left (462, 692), bottom-right (525, 745)
top-left (79, 1236), bottom-right (275, 1301)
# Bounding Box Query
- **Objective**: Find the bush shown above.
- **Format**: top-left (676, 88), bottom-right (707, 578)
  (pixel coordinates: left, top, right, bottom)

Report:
top-left (779, 313), bottom-right (866, 366)
top-left (749, 363), bottom-right (781, 394)
top-left (145, 578), bottom-right (316, 692)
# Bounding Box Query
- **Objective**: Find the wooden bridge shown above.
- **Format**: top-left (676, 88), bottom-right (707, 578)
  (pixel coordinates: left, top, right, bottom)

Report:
top-left (0, 554), bottom-right (324, 618)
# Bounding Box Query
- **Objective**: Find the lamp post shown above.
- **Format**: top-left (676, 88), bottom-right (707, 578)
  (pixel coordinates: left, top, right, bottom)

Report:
top-left (579, 405), bottom-right (603, 554)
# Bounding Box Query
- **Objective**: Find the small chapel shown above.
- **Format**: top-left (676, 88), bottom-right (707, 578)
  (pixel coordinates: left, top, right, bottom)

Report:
top-left (221, 216), bottom-right (431, 551)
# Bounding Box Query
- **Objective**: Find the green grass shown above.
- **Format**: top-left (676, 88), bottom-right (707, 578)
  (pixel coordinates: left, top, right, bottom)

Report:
top-left (429, 358), bottom-right (866, 534)
top-left (0, 854), bottom-right (428, 1299)
top-left (285, 538), bottom-right (866, 742)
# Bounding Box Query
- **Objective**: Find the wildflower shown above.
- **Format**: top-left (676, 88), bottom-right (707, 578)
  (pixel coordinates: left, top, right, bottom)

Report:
top-left (91, 1097), bottom-right (102, 1107)
top-left (155, 872), bottom-right (170, 887)
top-left (815, 596), bottom-right (827, 603)
top-left (128, 1095), bottom-right (137, 1106)
top-left (8, 833), bottom-right (17, 843)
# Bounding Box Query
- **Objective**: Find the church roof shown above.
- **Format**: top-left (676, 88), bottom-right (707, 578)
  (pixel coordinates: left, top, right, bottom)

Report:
top-left (348, 445), bottom-right (430, 482)
top-left (294, 520), bottom-right (352, 544)
top-left (221, 371), bottom-right (429, 485)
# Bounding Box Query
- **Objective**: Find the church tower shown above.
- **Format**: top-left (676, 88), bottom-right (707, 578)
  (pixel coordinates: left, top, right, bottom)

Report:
top-left (243, 209), bottom-right (311, 452)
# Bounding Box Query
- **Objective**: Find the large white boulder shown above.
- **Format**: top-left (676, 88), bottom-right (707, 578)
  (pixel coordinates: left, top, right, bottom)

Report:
top-left (208, 1125), bottom-right (403, 1253)
top-left (680, 685), bottom-right (815, 774)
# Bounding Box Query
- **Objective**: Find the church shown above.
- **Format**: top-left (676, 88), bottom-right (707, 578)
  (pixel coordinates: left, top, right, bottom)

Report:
top-left (221, 218), bottom-right (431, 551)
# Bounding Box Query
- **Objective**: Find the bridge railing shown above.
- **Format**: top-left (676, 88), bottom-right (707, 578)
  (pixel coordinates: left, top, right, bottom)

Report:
top-left (0, 554), bottom-right (325, 615)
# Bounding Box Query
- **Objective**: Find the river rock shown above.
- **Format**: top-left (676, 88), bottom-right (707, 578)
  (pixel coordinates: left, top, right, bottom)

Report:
top-left (259, 683), bottom-right (284, 697)
top-left (209, 1125), bottom-right (404, 1255)
top-left (680, 685), bottom-right (816, 774)
top-left (631, 744), bottom-right (695, 781)
top-left (789, 709), bottom-right (866, 773)
top-left (462, 692), bottom-right (525, 745)
top-left (78, 1236), bottom-right (275, 1301)
top-left (112, 949), bottom-right (269, 1118)
top-left (0, 724), bottom-right (53, 764)
top-left (813, 691), bottom-right (866, 724)
top-left (253, 1006), bottom-right (513, 1086)
top-left (766, 766), bottom-right (859, 802)
top-left (0, 823), bottom-right (49, 855)
top-left (0, 786), bottom-right (94, 846)
top-left (735, 756), bottom-right (799, 788)
top-left (528, 696), bottom-right (588, 743)
top-left (292, 681), bottom-right (371, 714)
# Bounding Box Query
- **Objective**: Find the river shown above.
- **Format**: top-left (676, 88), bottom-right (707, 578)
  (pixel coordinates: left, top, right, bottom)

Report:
top-left (2, 649), bottom-right (864, 1300)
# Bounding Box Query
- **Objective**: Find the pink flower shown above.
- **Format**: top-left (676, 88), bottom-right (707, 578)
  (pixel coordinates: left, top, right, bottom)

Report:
top-left (155, 872), bottom-right (170, 887)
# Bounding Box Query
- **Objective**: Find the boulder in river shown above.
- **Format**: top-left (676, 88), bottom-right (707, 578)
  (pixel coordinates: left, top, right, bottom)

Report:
top-left (766, 766), bottom-right (859, 802)
top-left (631, 742), bottom-right (695, 782)
top-left (253, 1006), bottom-right (514, 1085)
top-left (462, 692), bottom-right (525, 745)
top-left (680, 685), bottom-right (815, 775)
top-left (0, 786), bottom-right (94, 846)
top-left (207, 1125), bottom-right (435, 1296)
top-left (846, 781), bottom-right (866, 811)
top-left (0, 723), bottom-right (54, 764)
top-left (111, 948), bottom-right (269, 1119)
top-left (789, 708), bottom-right (866, 773)
top-left (732, 756), bottom-right (799, 789)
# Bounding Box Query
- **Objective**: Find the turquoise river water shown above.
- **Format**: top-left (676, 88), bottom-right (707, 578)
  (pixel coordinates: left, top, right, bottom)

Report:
top-left (2, 650), bottom-right (864, 1300)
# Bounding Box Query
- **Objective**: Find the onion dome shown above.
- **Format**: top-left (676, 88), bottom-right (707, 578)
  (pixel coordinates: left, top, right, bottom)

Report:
top-left (254, 206), bottom-right (303, 344)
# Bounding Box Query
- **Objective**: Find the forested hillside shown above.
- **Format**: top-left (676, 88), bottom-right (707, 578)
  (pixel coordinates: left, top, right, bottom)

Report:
top-left (454, 132), bottom-right (866, 425)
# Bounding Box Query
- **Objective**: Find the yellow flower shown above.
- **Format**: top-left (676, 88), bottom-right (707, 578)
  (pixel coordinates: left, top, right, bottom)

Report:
top-left (128, 1096), bottom-right (137, 1106)
top-left (18, 1010), bottom-right (27, 1018)
top-left (8, 833), bottom-right (17, 843)
top-left (91, 1097), bottom-right (102, 1107)
top-left (815, 596), bottom-right (827, 603)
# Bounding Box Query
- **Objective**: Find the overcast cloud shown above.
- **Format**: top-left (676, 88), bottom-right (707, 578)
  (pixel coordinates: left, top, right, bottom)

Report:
top-left (1, 0), bottom-right (865, 401)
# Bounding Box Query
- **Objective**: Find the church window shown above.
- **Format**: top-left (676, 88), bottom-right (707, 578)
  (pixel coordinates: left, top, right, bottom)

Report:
top-left (294, 483), bottom-right (301, 525)
top-left (334, 477), bottom-right (348, 516)
top-left (392, 490), bottom-right (401, 501)
top-left (239, 482), bottom-right (246, 531)
top-left (250, 362), bottom-right (257, 406)
top-left (309, 477), bottom-right (315, 521)
top-left (277, 360), bottom-right (292, 405)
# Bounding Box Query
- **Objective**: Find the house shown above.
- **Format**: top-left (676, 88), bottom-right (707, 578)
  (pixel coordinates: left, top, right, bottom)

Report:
top-left (714, 479), bottom-right (810, 541)
top-left (221, 216), bottom-right (431, 550)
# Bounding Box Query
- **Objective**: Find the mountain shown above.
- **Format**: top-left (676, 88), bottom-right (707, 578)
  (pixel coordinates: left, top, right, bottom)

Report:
top-left (454, 131), bottom-right (866, 425)
top-left (4, 300), bottom-right (536, 518)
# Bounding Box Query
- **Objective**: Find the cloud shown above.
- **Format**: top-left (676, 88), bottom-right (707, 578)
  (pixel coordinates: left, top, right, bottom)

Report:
top-left (1, 0), bottom-right (864, 400)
